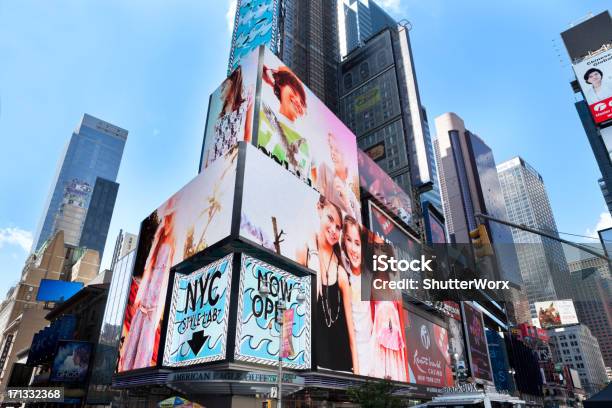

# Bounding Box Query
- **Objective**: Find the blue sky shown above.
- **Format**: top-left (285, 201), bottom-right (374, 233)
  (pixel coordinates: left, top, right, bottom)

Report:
top-left (0, 0), bottom-right (610, 298)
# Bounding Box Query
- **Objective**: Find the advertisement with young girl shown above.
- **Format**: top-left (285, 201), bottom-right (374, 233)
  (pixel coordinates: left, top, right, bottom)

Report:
top-left (240, 144), bottom-right (410, 380)
top-left (257, 49), bottom-right (361, 222)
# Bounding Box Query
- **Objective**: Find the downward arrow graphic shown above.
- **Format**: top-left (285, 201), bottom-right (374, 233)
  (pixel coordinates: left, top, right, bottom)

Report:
top-left (188, 330), bottom-right (209, 355)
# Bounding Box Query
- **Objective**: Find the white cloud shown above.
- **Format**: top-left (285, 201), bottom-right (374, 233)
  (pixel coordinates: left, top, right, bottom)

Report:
top-left (585, 212), bottom-right (612, 239)
top-left (377, 0), bottom-right (402, 13)
top-left (0, 227), bottom-right (33, 252)
top-left (226, 0), bottom-right (237, 36)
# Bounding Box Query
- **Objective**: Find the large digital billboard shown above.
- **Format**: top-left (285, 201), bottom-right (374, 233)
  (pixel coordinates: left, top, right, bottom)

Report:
top-left (405, 311), bottom-right (453, 387)
top-left (359, 149), bottom-right (413, 228)
top-left (461, 302), bottom-right (493, 383)
top-left (36, 279), bottom-right (83, 302)
top-left (257, 49), bottom-right (361, 222)
top-left (573, 49), bottom-right (612, 124)
top-left (163, 255), bottom-right (233, 367)
top-left (240, 144), bottom-right (408, 381)
top-left (50, 341), bottom-right (93, 383)
top-left (423, 203), bottom-right (446, 245)
top-left (201, 50), bottom-right (259, 172)
top-left (534, 300), bottom-right (579, 328)
top-left (235, 255), bottom-right (311, 369)
top-left (228, 0), bottom-right (279, 74)
top-left (118, 150), bottom-right (237, 372)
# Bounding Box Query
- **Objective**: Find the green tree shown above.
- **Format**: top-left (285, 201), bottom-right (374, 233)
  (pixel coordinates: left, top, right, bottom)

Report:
top-left (347, 379), bottom-right (404, 408)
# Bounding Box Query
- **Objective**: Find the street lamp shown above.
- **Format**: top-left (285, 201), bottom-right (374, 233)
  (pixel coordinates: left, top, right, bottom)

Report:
top-left (258, 277), bottom-right (306, 408)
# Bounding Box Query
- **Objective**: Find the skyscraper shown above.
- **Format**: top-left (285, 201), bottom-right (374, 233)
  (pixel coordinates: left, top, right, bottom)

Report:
top-left (567, 256), bottom-right (612, 368)
top-left (560, 11), bottom-right (612, 214)
top-left (339, 26), bottom-right (434, 201)
top-left (79, 177), bottom-right (120, 259)
top-left (337, 0), bottom-right (396, 58)
top-left (228, 0), bottom-right (340, 112)
top-left (32, 114), bottom-right (127, 252)
top-left (337, 2), bottom-right (441, 212)
top-left (547, 324), bottom-right (608, 396)
top-left (434, 112), bottom-right (521, 286)
top-left (497, 157), bottom-right (571, 309)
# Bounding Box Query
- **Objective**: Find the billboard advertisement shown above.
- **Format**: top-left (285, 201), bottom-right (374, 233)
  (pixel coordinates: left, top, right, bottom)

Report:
top-left (405, 311), bottom-right (453, 387)
top-left (36, 279), bottom-right (83, 302)
top-left (257, 49), bottom-right (361, 222)
top-left (234, 255), bottom-right (311, 369)
top-left (50, 341), bottom-right (93, 383)
top-left (27, 315), bottom-right (77, 366)
top-left (461, 302), bottom-right (493, 383)
top-left (423, 204), bottom-right (446, 245)
top-left (118, 150), bottom-right (237, 372)
top-left (359, 149), bottom-right (413, 228)
top-left (228, 0), bottom-right (279, 73)
top-left (486, 330), bottom-right (513, 392)
top-left (201, 49), bottom-right (259, 171)
top-left (534, 300), bottom-right (579, 328)
top-left (163, 255), bottom-right (233, 367)
top-left (240, 144), bottom-right (408, 380)
top-left (573, 49), bottom-right (612, 124)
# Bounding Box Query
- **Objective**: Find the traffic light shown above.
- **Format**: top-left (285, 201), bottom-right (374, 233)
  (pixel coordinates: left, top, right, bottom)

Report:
top-left (261, 400), bottom-right (272, 408)
top-left (469, 224), bottom-right (494, 259)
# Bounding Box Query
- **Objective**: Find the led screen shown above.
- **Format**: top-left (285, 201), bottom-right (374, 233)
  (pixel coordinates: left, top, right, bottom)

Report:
top-left (118, 150), bottom-right (237, 372)
top-left (228, 0), bottom-right (279, 73)
top-left (423, 204), bottom-right (446, 245)
top-left (235, 255), bottom-right (311, 369)
top-left (200, 49), bottom-right (259, 171)
top-left (461, 302), bottom-right (493, 383)
top-left (36, 279), bottom-right (84, 302)
top-left (163, 255), bottom-right (233, 367)
top-left (534, 300), bottom-right (579, 328)
top-left (50, 341), bottom-right (93, 383)
top-left (573, 49), bottom-right (612, 124)
top-left (240, 144), bottom-right (408, 380)
top-left (405, 311), bottom-right (453, 387)
top-left (359, 149), bottom-right (413, 228)
top-left (257, 48), bottom-right (361, 222)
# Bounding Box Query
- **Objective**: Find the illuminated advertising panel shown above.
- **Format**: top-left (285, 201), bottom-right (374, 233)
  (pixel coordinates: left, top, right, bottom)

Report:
top-left (461, 302), bottom-right (493, 383)
top-left (423, 204), bottom-right (446, 245)
top-left (201, 50), bottom-right (259, 171)
top-left (534, 300), bottom-right (579, 328)
top-left (573, 49), bottom-right (612, 124)
top-left (405, 311), bottom-right (453, 387)
top-left (240, 144), bottom-right (407, 380)
top-left (118, 151), bottom-right (237, 372)
top-left (163, 255), bottom-right (233, 367)
top-left (235, 255), bottom-right (310, 369)
top-left (50, 341), bottom-right (93, 383)
top-left (228, 0), bottom-right (279, 73)
top-left (359, 149), bottom-right (413, 228)
top-left (257, 49), bottom-right (361, 222)
top-left (486, 330), bottom-right (513, 392)
top-left (36, 279), bottom-right (83, 302)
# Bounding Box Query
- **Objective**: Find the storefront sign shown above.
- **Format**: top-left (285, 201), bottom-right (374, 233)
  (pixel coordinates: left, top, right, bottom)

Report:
top-left (234, 255), bottom-right (311, 369)
top-left (163, 255), bottom-right (233, 367)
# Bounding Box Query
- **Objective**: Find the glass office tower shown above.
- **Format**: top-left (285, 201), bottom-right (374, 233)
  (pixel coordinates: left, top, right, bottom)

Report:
top-left (497, 157), bottom-right (571, 310)
top-left (32, 114), bottom-right (127, 252)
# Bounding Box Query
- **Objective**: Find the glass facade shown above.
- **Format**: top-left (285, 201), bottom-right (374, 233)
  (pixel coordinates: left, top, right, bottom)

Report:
top-left (33, 114), bottom-right (127, 252)
top-left (79, 177), bottom-right (119, 259)
top-left (338, 0), bottom-right (397, 58)
top-left (339, 30), bottom-right (414, 195)
top-left (87, 250), bottom-right (135, 405)
top-left (497, 157), bottom-right (571, 312)
top-left (466, 134), bottom-right (522, 287)
top-left (576, 101), bottom-right (612, 215)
